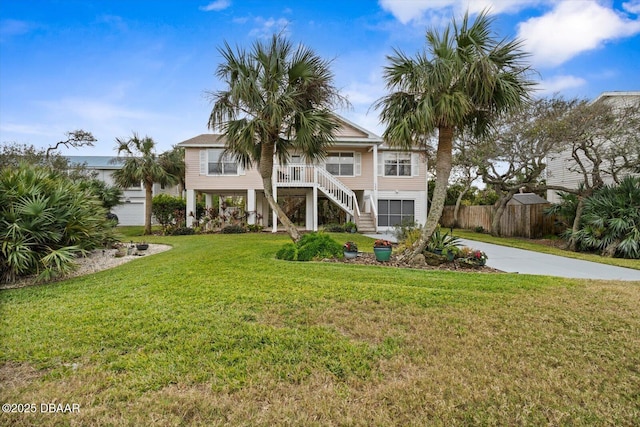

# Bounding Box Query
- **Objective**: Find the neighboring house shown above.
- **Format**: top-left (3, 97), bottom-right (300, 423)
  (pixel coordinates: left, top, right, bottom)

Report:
top-left (66, 156), bottom-right (180, 226)
top-left (178, 115), bottom-right (429, 233)
top-left (546, 91), bottom-right (640, 203)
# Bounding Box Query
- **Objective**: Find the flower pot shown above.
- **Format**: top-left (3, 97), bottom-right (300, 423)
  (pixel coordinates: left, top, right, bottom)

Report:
top-left (373, 247), bottom-right (392, 262)
top-left (343, 251), bottom-right (358, 259)
top-left (136, 243), bottom-right (149, 251)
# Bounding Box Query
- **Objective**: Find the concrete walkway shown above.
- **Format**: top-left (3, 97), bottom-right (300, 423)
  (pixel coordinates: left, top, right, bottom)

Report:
top-left (365, 233), bottom-right (640, 281)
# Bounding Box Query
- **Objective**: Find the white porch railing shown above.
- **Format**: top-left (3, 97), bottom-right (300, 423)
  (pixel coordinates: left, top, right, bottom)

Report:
top-left (274, 164), bottom-right (357, 217)
top-left (315, 167), bottom-right (356, 215)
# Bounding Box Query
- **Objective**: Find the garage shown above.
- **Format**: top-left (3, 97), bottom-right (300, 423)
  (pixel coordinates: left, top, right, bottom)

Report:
top-left (112, 200), bottom-right (145, 226)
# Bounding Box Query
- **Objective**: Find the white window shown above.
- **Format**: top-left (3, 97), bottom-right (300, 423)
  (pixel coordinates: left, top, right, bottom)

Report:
top-left (377, 199), bottom-right (415, 227)
top-left (205, 149), bottom-right (238, 175)
top-left (384, 152), bottom-right (411, 176)
top-left (326, 152), bottom-right (354, 176)
top-left (378, 152), bottom-right (419, 177)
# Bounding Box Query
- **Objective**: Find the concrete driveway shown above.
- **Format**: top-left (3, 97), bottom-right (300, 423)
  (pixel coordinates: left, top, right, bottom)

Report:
top-left (365, 233), bottom-right (640, 281)
top-left (458, 239), bottom-right (640, 281)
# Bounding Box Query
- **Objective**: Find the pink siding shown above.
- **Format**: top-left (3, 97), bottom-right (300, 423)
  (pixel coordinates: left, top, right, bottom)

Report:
top-left (184, 148), bottom-right (264, 190)
top-left (378, 155), bottom-right (427, 191)
top-left (331, 148), bottom-right (373, 190)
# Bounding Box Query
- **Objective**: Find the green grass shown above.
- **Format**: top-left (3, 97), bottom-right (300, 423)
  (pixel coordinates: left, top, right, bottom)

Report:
top-left (453, 228), bottom-right (640, 271)
top-left (1, 232), bottom-right (639, 426)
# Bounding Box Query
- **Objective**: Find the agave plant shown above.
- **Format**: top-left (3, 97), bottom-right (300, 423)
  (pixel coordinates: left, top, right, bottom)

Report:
top-left (0, 163), bottom-right (117, 283)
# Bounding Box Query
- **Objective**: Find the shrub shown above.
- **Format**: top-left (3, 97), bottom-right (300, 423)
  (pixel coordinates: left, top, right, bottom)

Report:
top-left (393, 219), bottom-right (419, 242)
top-left (170, 227), bottom-right (195, 236)
top-left (323, 223), bottom-right (346, 232)
top-left (276, 233), bottom-right (342, 261)
top-left (246, 224), bottom-right (264, 233)
top-left (474, 226), bottom-right (485, 233)
top-left (275, 243), bottom-right (297, 261)
top-left (344, 221), bottom-right (357, 232)
top-left (152, 194), bottom-right (186, 234)
top-left (0, 164), bottom-right (116, 283)
top-left (221, 224), bottom-right (246, 234)
top-left (573, 176), bottom-right (640, 259)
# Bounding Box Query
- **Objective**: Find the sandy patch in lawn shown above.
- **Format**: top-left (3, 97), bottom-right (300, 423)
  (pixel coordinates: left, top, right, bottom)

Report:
top-left (1, 244), bottom-right (172, 290)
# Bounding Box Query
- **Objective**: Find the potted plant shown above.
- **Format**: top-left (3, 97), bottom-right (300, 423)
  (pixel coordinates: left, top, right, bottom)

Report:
top-left (373, 239), bottom-right (393, 262)
top-left (343, 241), bottom-right (358, 259)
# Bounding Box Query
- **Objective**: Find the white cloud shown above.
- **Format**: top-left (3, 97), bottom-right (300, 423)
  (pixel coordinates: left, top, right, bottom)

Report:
top-left (623, 0), bottom-right (640, 14)
top-left (518, 1), bottom-right (640, 67)
top-left (199, 0), bottom-right (231, 12)
top-left (248, 17), bottom-right (290, 38)
top-left (535, 74), bottom-right (586, 95)
top-left (377, 0), bottom-right (544, 24)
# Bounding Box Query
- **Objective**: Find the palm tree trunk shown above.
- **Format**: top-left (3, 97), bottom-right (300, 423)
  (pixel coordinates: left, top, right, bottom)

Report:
top-left (144, 181), bottom-right (153, 235)
top-left (400, 126), bottom-right (454, 262)
top-left (259, 142), bottom-right (301, 243)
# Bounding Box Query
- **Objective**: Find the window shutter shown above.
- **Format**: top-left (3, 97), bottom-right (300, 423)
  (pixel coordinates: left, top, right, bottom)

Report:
top-left (355, 152), bottom-right (362, 176)
top-left (239, 162), bottom-right (246, 175)
top-left (411, 153), bottom-right (419, 176)
top-left (199, 150), bottom-right (207, 175)
top-left (377, 153), bottom-right (383, 176)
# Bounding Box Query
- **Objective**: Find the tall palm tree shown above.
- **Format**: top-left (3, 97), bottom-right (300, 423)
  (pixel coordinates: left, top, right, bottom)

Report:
top-left (208, 33), bottom-right (346, 242)
top-left (375, 9), bottom-right (534, 259)
top-left (112, 133), bottom-right (178, 235)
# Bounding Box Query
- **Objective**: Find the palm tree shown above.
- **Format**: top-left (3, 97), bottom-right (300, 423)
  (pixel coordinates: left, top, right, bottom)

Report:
top-left (207, 33), bottom-right (346, 242)
top-left (112, 133), bottom-right (178, 235)
top-left (159, 145), bottom-right (186, 196)
top-left (375, 9), bottom-right (534, 259)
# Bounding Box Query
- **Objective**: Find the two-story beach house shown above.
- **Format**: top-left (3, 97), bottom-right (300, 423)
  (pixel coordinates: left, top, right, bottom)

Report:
top-left (546, 91), bottom-right (640, 203)
top-left (178, 116), bottom-right (428, 233)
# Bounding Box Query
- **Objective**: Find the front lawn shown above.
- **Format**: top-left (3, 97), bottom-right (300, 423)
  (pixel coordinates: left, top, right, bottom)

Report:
top-left (1, 233), bottom-right (639, 425)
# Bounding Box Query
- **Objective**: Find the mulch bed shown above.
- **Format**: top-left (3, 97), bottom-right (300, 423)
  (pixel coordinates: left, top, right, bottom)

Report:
top-left (324, 252), bottom-right (503, 273)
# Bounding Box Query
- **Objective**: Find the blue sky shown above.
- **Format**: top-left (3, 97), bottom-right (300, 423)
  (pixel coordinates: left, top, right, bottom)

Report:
top-left (1, 0), bottom-right (639, 156)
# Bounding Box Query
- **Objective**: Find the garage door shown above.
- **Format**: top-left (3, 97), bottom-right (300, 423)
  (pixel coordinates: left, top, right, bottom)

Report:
top-left (112, 202), bottom-right (144, 226)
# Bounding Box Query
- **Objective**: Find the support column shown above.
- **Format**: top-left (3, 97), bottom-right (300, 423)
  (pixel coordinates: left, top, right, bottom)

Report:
top-left (205, 193), bottom-right (213, 209)
top-left (312, 186), bottom-right (318, 231)
top-left (246, 189), bottom-right (256, 225)
top-left (186, 189), bottom-right (196, 227)
top-left (272, 185), bottom-right (278, 233)
top-left (305, 189), bottom-right (314, 231)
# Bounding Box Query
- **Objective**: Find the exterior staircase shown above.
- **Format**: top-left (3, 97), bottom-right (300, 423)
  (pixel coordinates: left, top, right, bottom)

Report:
top-left (274, 164), bottom-right (377, 232)
top-left (355, 212), bottom-right (376, 233)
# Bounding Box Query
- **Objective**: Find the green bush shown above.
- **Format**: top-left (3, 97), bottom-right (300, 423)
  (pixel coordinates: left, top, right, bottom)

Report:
top-left (170, 227), bottom-right (195, 236)
top-left (323, 223), bottom-right (345, 232)
top-left (0, 164), bottom-right (117, 283)
top-left (275, 243), bottom-right (297, 261)
top-left (344, 221), bottom-right (357, 232)
top-left (152, 194), bottom-right (186, 234)
top-left (246, 224), bottom-right (264, 233)
top-left (221, 224), bottom-right (246, 234)
top-left (276, 233), bottom-right (343, 262)
top-left (574, 176), bottom-right (640, 259)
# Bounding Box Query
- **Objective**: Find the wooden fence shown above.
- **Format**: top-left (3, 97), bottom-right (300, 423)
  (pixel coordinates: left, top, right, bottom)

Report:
top-left (440, 204), bottom-right (557, 238)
